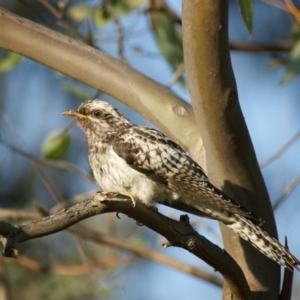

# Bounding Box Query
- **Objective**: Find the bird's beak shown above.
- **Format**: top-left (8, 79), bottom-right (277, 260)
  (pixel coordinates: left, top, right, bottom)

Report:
top-left (62, 110), bottom-right (88, 118)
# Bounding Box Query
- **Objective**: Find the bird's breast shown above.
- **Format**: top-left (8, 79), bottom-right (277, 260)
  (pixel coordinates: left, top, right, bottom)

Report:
top-left (88, 144), bottom-right (176, 206)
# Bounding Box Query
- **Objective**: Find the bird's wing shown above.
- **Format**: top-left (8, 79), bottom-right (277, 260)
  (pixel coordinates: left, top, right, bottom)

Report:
top-left (112, 126), bottom-right (262, 224)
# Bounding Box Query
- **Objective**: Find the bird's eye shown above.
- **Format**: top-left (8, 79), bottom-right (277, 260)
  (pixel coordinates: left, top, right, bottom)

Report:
top-left (92, 110), bottom-right (102, 117)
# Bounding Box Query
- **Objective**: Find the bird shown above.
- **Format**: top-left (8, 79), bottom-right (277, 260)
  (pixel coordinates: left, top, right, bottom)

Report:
top-left (62, 99), bottom-right (300, 270)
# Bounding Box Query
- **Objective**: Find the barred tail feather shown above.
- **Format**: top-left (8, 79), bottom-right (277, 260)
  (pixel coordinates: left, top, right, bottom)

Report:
top-left (228, 215), bottom-right (300, 270)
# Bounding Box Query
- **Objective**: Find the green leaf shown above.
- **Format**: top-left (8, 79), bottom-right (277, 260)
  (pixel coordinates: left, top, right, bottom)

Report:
top-left (236, 0), bottom-right (253, 36)
top-left (67, 4), bottom-right (92, 22)
top-left (291, 24), bottom-right (300, 41)
top-left (150, 9), bottom-right (185, 86)
top-left (281, 39), bottom-right (300, 84)
top-left (68, 0), bottom-right (146, 27)
top-left (41, 131), bottom-right (71, 160)
top-left (0, 52), bottom-right (23, 73)
top-left (93, 0), bottom-right (146, 27)
top-left (110, 0), bottom-right (146, 16)
top-left (93, 7), bottom-right (111, 27)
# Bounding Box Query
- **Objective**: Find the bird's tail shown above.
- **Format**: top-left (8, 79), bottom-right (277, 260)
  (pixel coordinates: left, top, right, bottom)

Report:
top-left (228, 214), bottom-right (300, 270)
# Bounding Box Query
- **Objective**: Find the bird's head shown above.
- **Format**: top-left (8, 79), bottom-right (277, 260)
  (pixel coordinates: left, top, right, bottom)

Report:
top-left (62, 100), bottom-right (131, 137)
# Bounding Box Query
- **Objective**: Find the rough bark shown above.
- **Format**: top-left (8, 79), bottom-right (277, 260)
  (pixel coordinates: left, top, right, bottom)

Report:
top-left (0, 193), bottom-right (250, 299)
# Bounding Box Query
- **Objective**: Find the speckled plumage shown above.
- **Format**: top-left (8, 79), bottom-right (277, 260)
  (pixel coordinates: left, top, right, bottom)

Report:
top-left (63, 99), bottom-right (299, 270)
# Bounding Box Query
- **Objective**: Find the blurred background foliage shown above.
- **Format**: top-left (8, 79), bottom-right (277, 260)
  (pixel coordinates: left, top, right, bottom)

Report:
top-left (1, 0), bottom-right (300, 299)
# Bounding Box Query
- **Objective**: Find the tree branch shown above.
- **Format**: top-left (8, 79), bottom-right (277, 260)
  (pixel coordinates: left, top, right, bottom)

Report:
top-left (36, 0), bottom-right (86, 40)
top-left (230, 42), bottom-right (292, 53)
top-left (103, 0), bottom-right (127, 62)
top-left (0, 192), bottom-right (249, 297)
top-left (273, 173), bottom-right (300, 211)
top-left (182, 0), bottom-right (280, 298)
top-left (0, 206), bottom-right (223, 287)
top-left (260, 131), bottom-right (300, 168)
top-left (0, 7), bottom-right (205, 166)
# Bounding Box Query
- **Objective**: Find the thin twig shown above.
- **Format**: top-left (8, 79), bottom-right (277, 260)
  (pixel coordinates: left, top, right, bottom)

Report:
top-left (0, 140), bottom-right (93, 182)
top-left (56, 118), bottom-right (76, 137)
top-left (37, 0), bottom-right (86, 40)
top-left (103, 0), bottom-right (127, 62)
top-left (0, 141), bottom-right (73, 202)
top-left (273, 173), bottom-right (300, 211)
top-left (18, 0), bottom-right (54, 29)
top-left (260, 131), bottom-right (300, 168)
top-left (1, 118), bottom-right (65, 203)
top-left (33, 161), bottom-right (66, 203)
top-left (167, 62), bottom-right (185, 87)
top-left (230, 42), bottom-right (292, 53)
top-left (264, 0), bottom-right (300, 25)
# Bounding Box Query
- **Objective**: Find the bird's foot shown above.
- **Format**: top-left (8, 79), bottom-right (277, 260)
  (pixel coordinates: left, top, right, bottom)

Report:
top-left (123, 192), bottom-right (136, 207)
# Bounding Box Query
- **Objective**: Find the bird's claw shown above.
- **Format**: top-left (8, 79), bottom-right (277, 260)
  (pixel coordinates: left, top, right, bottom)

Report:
top-left (124, 192), bottom-right (136, 207)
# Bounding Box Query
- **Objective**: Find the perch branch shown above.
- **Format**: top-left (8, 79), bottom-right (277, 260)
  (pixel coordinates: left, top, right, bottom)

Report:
top-left (0, 192), bottom-right (249, 295)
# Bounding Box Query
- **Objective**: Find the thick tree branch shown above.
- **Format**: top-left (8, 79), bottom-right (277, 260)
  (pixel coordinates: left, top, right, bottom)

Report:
top-left (0, 207), bottom-right (223, 287)
top-left (182, 0), bottom-right (280, 299)
top-left (0, 192), bottom-right (249, 298)
top-left (0, 7), bottom-right (205, 166)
